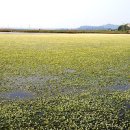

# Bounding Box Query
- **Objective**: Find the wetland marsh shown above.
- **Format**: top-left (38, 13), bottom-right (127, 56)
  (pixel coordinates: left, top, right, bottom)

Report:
top-left (0, 33), bottom-right (130, 129)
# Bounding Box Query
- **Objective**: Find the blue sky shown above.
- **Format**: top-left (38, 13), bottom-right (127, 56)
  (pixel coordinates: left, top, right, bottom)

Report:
top-left (0, 0), bottom-right (130, 28)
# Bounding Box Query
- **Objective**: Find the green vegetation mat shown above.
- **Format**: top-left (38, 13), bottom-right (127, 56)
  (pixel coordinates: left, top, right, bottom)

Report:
top-left (0, 34), bottom-right (130, 129)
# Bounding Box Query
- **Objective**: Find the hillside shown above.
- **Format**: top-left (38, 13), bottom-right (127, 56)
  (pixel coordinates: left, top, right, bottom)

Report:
top-left (78, 24), bottom-right (119, 30)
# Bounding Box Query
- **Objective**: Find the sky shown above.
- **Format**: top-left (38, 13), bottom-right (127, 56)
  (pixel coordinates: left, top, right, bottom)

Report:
top-left (0, 0), bottom-right (130, 29)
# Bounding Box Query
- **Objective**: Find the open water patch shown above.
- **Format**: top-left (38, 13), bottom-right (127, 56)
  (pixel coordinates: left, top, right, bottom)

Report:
top-left (64, 68), bottom-right (76, 73)
top-left (0, 91), bottom-right (35, 100)
top-left (4, 75), bottom-right (59, 88)
top-left (106, 85), bottom-right (130, 91)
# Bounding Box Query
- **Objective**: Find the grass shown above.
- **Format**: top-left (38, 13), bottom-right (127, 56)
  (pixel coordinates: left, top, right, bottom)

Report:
top-left (0, 33), bottom-right (130, 129)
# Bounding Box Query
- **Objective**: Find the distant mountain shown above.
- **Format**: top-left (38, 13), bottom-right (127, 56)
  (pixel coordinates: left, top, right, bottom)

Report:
top-left (78, 24), bottom-right (119, 30)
